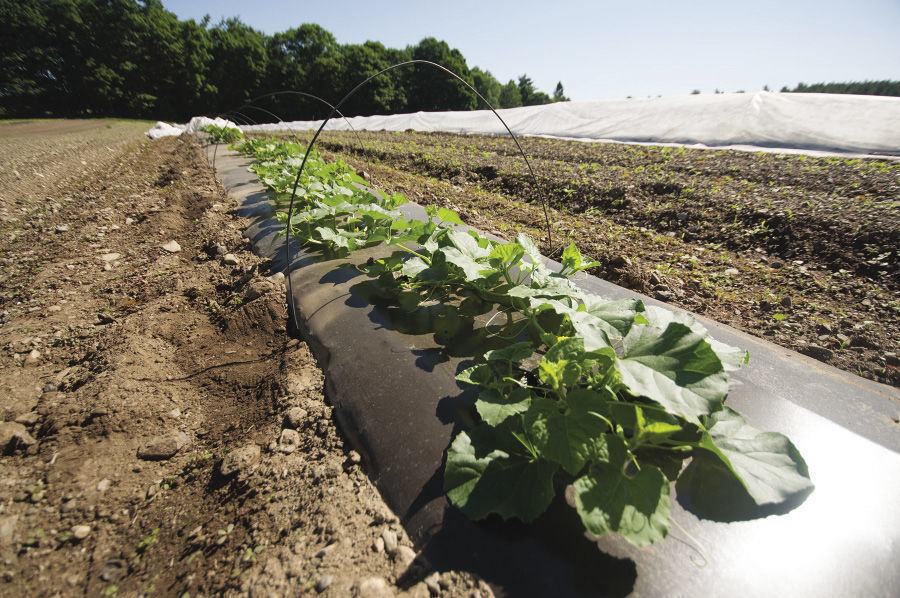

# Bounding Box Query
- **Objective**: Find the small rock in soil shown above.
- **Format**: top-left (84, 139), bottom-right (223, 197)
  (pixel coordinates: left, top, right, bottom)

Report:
top-left (0, 422), bottom-right (37, 453)
top-left (14, 412), bottom-right (39, 426)
top-left (137, 430), bottom-right (190, 460)
top-left (609, 255), bottom-right (632, 269)
top-left (394, 545), bottom-right (416, 567)
top-left (316, 574), bottom-right (334, 592)
top-left (55, 224), bottom-right (70, 233)
top-left (96, 478), bottom-right (111, 493)
top-left (804, 344), bottom-right (834, 360)
top-left (851, 334), bottom-right (877, 349)
top-left (780, 296), bottom-right (793, 308)
top-left (219, 444), bottom-right (261, 477)
top-left (214, 243), bottom-right (227, 255)
top-left (222, 253), bottom-right (239, 266)
top-left (24, 349), bottom-right (42, 366)
top-left (284, 407), bottom-right (307, 429)
top-left (381, 529), bottom-right (398, 555)
top-left (356, 577), bottom-right (394, 598)
top-left (100, 559), bottom-right (127, 582)
top-left (0, 516), bottom-right (18, 545)
top-left (279, 428), bottom-right (300, 453)
top-left (244, 278), bottom-right (275, 301)
top-left (161, 240), bottom-right (182, 253)
top-left (424, 573), bottom-right (441, 596)
top-left (71, 525), bottom-right (91, 540)
top-left (724, 268), bottom-right (739, 276)
top-left (100, 253), bottom-right (121, 262)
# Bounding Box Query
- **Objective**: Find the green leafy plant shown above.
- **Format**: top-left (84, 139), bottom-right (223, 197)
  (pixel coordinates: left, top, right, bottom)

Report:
top-left (233, 136), bottom-right (813, 548)
top-left (201, 124), bottom-right (244, 144)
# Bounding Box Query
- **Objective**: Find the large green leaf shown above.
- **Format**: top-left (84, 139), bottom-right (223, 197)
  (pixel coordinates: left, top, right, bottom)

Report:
top-left (455, 364), bottom-right (495, 387)
top-left (561, 242), bottom-right (602, 274)
top-left (508, 279), bottom-right (581, 301)
top-left (695, 407), bottom-right (813, 504)
top-left (400, 257), bottom-right (429, 279)
top-left (582, 296), bottom-right (646, 339)
top-left (315, 226), bottom-right (352, 249)
top-left (437, 207), bottom-right (464, 226)
top-left (483, 341), bottom-right (535, 364)
top-left (642, 306), bottom-right (748, 371)
top-left (616, 322), bottom-right (727, 423)
top-left (573, 463), bottom-right (671, 547)
top-left (476, 387), bottom-right (532, 426)
top-left (488, 242), bottom-right (526, 268)
top-left (444, 429), bottom-right (557, 522)
top-left (441, 247), bottom-right (488, 281)
top-left (447, 230), bottom-right (491, 259)
top-left (524, 397), bottom-right (612, 475)
top-left (567, 310), bottom-right (620, 351)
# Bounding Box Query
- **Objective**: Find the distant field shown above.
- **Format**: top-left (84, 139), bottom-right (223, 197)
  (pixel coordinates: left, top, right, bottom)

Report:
top-left (0, 119), bottom-right (149, 212)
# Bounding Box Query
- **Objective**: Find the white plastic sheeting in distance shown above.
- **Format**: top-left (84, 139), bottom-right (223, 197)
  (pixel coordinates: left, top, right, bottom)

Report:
top-left (146, 116), bottom-right (239, 140)
top-left (243, 92), bottom-right (900, 156)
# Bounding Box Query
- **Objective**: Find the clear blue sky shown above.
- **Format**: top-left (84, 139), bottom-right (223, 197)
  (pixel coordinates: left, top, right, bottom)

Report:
top-left (163, 0), bottom-right (899, 102)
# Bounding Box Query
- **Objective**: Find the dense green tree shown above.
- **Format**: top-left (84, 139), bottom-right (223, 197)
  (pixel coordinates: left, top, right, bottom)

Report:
top-left (470, 67), bottom-right (501, 108)
top-left (0, 3), bottom-right (563, 120)
top-left (0, 0), bottom-right (64, 115)
top-left (518, 74), bottom-right (552, 106)
top-left (403, 38), bottom-right (477, 112)
top-left (553, 81), bottom-right (569, 102)
top-left (263, 24), bottom-right (342, 119)
top-left (334, 41), bottom-right (403, 117)
top-left (207, 18), bottom-right (266, 114)
top-left (498, 79), bottom-right (522, 108)
top-left (783, 80), bottom-right (900, 96)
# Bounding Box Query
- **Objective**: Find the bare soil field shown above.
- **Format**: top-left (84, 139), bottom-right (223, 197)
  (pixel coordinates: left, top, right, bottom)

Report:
top-left (302, 130), bottom-right (899, 387)
top-left (0, 121), bottom-right (488, 597)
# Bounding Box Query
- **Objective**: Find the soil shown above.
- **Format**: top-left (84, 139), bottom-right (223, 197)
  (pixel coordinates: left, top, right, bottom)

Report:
top-left (293, 130), bottom-right (898, 387)
top-left (0, 121), bottom-right (490, 597)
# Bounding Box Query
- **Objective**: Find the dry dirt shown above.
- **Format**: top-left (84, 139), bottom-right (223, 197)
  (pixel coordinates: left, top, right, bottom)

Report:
top-left (0, 121), bottom-right (490, 597)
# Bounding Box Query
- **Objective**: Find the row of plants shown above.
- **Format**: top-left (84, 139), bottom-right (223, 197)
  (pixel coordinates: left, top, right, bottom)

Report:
top-left (216, 129), bottom-right (813, 548)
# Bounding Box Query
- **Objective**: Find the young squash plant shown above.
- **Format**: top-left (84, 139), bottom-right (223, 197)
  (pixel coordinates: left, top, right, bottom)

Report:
top-left (200, 124), bottom-right (244, 144)
top-left (231, 136), bottom-right (813, 548)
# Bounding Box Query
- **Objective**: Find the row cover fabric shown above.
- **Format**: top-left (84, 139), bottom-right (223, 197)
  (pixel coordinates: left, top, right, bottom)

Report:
top-left (241, 92), bottom-right (900, 156)
top-left (145, 116), bottom-right (238, 140)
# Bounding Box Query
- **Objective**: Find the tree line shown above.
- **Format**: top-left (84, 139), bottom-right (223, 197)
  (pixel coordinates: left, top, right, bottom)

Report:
top-left (0, 0), bottom-right (569, 121)
top-left (780, 80), bottom-right (900, 97)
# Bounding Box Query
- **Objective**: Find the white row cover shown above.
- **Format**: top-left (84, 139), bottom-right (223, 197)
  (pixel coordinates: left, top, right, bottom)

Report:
top-left (146, 116), bottom-right (238, 140)
top-left (238, 92), bottom-right (899, 156)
